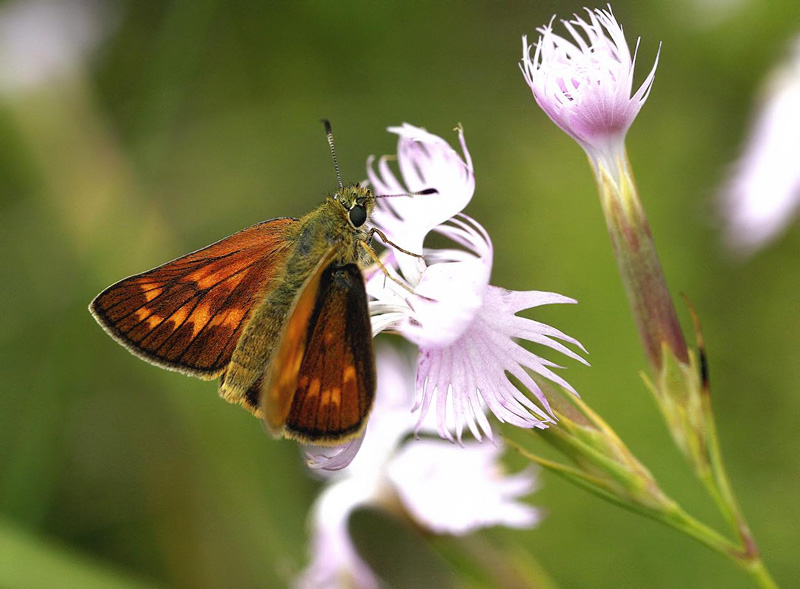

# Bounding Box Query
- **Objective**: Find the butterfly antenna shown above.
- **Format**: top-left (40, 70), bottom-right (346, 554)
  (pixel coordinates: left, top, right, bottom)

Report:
top-left (375, 188), bottom-right (438, 198)
top-left (321, 119), bottom-right (343, 189)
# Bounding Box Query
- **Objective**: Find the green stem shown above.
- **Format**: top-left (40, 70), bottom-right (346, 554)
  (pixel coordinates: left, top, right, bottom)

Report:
top-left (655, 506), bottom-right (776, 588)
top-left (507, 438), bottom-right (778, 588)
top-left (701, 395), bottom-right (777, 588)
top-left (743, 560), bottom-right (779, 589)
top-left (682, 303), bottom-right (776, 587)
top-left (655, 504), bottom-right (742, 561)
top-left (592, 149), bottom-right (688, 370)
top-left (703, 393), bottom-right (749, 536)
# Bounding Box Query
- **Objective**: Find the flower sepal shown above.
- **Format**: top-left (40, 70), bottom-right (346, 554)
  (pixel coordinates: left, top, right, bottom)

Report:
top-left (642, 343), bottom-right (708, 478)
top-left (642, 311), bottom-right (758, 556)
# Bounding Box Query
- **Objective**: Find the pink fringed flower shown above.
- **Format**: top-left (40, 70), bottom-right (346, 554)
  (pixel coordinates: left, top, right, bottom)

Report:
top-left (521, 6), bottom-right (659, 166)
top-left (0, 0), bottom-right (112, 96)
top-left (368, 124), bottom-right (587, 442)
top-left (520, 8), bottom-right (686, 371)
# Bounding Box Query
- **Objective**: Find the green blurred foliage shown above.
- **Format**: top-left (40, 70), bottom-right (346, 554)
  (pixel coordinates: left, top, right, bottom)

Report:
top-left (1, 0), bottom-right (798, 586)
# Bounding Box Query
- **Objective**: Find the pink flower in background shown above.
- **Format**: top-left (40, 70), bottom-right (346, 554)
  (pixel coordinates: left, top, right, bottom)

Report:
top-left (295, 347), bottom-right (539, 588)
top-left (368, 124), bottom-right (587, 443)
top-left (296, 477), bottom-right (380, 589)
top-left (0, 0), bottom-right (115, 95)
top-left (520, 8), bottom-right (686, 371)
top-left (521, 6), bottom-right (659, 166)
top-left (719, 36), bottom-right (800, 256)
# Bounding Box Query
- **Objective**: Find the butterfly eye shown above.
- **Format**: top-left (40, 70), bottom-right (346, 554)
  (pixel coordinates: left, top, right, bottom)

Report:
top-left (348, 204), bottom-right (367, 227)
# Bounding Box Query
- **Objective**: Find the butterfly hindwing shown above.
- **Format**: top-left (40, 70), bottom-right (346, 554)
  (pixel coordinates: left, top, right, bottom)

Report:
top-left (262, 260), bottom-right (375, 443)
top-left (90, 217), bottom-right (299, 377)
top-left (257, 249), bottom-right (334, 427)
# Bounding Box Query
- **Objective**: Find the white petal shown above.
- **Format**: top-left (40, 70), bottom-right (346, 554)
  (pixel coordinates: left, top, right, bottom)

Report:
top-left (386, 439), bottom-right (541, 535)
top-left (367, 124), bottom-right (474, 255)
top-left (304, 434), bottom-right (366, 472)
top-left (294, 479), bottom-right (380, 589)
top-left (396, 216), bottom-right (493, 348)
top-left (414, 285), bottom-right (586, 439)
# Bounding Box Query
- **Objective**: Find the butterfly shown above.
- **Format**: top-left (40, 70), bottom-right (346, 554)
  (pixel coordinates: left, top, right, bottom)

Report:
top-left (90, 121), bottom-right (432, 445)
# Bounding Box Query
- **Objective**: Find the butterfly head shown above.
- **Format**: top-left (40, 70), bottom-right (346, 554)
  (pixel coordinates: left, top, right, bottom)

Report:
top-left (330, 184), bottom-right (375, 229)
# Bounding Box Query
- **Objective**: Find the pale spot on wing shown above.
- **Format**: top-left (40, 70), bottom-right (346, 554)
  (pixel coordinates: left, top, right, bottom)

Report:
top-left (323, 331), bottom-right (335, 345)
top-left (320, 386), bottom-right (331, 408)
top-left (196, 270), bottom-right (230, 290)
top-left (133, 309), bottom-right (162, 330)
top-left (223, 307), bottom-right (245, 325)
top-left (191, 305), bottom-right (212, 329)
top-left (342, 366), bottom-right (357, 410)
top-left (329, 386), bottom-right (341, 408)
top-left (307, 378), bottom-right (321, 399)
top-left (170, 305), bottom-right (190, 326)
top-left (145, 315), bottom-right (161, 329)
top-left (277, 352), bottom-right (304, 392)
top-left (143, 287), bottom-right (163, 302)
top-left (291, 352), bottom-right (303, 375)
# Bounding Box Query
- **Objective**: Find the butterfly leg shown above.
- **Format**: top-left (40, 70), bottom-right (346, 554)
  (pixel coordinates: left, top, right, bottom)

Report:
top-left (357, 240), bottom-right (418, 295)
top-left (367, 227), bottom-right (424, 259)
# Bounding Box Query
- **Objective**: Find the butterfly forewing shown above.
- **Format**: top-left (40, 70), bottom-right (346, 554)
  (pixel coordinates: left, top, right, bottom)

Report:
top-left (90, 218), bottom-right (299, 377)
top-left (262, 261), bottom-right (375, 444)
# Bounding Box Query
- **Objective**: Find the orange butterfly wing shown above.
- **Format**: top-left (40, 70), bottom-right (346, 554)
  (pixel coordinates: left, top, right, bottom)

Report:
top-left (90, 217), bottom-right (299, 378)
top-left (262, 260), bottom-right (375, 444)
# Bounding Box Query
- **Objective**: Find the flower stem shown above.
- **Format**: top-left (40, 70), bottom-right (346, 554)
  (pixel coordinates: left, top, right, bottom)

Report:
top-left (701, 396), bottom-right (777, 588)
top-left (591, 148), bottom-right (688, 371)
top-left (743, 560), bottom-right (779, 589)
top-left (656, 503), bottom-right (739, 558)
top-left (655, 505), bottom-right (776, 588)
top-left (682, 303), bottom-right (777, 587)
top-left (507, 434), bottom-right (778, 587)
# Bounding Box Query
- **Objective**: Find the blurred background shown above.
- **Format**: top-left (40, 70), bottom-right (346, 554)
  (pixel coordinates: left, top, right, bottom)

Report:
top-left (1, 0), bottom-right (799, 587)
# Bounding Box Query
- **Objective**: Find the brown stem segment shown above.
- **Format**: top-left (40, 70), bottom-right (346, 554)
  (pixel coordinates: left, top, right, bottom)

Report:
top-left (592, 149), bottom-right (688, 370)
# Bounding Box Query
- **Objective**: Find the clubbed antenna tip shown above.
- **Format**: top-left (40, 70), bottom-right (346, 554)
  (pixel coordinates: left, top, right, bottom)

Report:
top-left (321, 118), bottom-right (343, 189)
